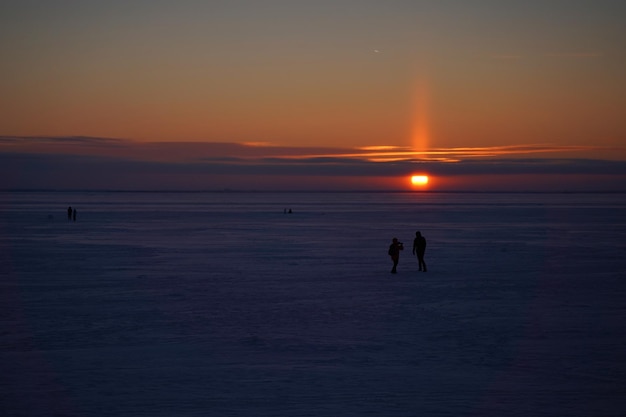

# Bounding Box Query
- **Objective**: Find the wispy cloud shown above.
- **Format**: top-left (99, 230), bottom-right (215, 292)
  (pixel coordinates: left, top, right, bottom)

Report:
top-left (488, 52), bottom-right (604, 61)
top-left (490, 54), bottom-right (524, 61)
top-left (543, 52), bottom-right (604, 58)
top-left (275, 143), bottom-right (622, 162)
top-left (1, 136), bottom-right (621, 163)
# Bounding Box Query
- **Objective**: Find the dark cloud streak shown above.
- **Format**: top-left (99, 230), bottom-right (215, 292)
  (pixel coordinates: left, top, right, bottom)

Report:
top-left (2, 151), bottom-right (626, 191)
top-left (1, 136), bottom-right (625, 191)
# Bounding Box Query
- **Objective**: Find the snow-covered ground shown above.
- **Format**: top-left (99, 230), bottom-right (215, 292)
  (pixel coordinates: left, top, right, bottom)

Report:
top-left (2, 191), bottom-right (625, 416)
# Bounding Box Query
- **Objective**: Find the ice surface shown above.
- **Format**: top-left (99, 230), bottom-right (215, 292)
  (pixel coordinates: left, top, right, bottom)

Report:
top-left (1, 191), bottom-right (626, 416)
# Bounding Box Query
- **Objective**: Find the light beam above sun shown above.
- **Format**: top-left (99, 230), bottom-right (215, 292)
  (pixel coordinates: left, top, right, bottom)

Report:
top-left (411, 76), bottom-right (431, 155)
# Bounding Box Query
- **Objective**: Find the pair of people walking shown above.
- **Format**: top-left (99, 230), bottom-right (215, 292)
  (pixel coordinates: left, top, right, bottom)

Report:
top-left (388, 231), bottom-right (427, 274)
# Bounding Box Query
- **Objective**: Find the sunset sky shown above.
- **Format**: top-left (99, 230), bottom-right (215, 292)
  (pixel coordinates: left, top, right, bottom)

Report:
top-left (1, 1), bottom-right (625, 191)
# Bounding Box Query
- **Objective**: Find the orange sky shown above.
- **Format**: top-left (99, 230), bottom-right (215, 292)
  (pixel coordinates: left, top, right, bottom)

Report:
top-left (1, 2), bottom-right (625, 191)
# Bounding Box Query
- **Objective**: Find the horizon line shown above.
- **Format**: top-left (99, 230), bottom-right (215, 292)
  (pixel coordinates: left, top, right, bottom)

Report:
top-left (3, 188), bottom-right (626, 194)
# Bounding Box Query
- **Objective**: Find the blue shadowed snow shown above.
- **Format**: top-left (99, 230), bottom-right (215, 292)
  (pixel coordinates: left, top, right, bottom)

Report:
top-left (1, 191), bottom-right (626, 416)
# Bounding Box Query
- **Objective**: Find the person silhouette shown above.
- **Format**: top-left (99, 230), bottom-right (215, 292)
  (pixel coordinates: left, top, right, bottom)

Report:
top-left (388, 237), bottom-right (404, 274)
top-left (67, 206), bottom-right (73, 221)
top-left (412, 231), bottom-right (427, 272)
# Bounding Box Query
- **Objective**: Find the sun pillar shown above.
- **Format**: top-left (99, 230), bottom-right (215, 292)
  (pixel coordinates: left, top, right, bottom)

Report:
top-left (410, 76), bottom-right (431, 156)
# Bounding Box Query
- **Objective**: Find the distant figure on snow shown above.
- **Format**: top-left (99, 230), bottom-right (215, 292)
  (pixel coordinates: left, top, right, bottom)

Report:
top-left (388, 237), bottom-right (404, 274)
top-left (73, 208), bottom-right (77, 222)
top-left (67, 206), bottom-right (73, 221)
top-left (412, 231), bottom-right (427, 272)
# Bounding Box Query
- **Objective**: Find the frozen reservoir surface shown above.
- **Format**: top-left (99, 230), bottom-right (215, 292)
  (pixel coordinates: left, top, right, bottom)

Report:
top-left (1, 191), bottom-right (626, 416)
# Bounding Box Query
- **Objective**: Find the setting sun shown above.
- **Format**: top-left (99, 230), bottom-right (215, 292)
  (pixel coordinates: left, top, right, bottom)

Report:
top-left (411, 175), bottom-right (429, 186)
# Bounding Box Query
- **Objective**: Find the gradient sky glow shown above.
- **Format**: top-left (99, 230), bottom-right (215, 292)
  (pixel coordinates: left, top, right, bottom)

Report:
top-left (1, 1), bottom-right (625, 191)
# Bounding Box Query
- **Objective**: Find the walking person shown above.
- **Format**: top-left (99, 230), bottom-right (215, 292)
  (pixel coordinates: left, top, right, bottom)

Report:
top-left (412, 231), bottom-right (427, 272)
top-left (388, 237), bottom-right (404, 274)
top-left (67, 206), bottom-right (73, 221)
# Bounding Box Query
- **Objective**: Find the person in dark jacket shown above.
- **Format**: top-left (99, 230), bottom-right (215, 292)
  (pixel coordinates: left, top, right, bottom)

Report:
top-left (412, 231), bottom-right (427, 272)
top-left (388, 237), bottom-right (404, 274)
